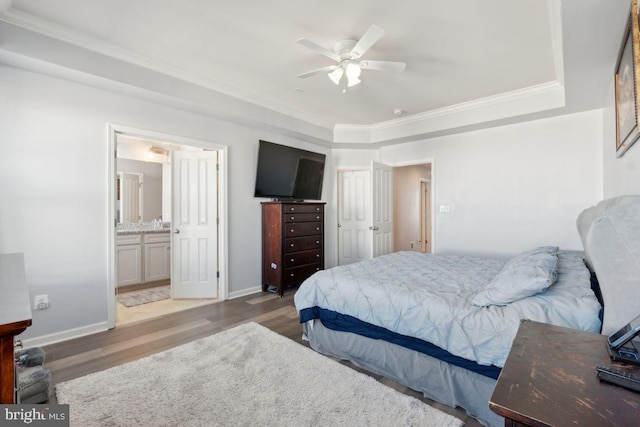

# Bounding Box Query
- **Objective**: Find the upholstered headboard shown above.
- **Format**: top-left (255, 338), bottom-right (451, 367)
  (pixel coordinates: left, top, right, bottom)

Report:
top-left (576, 195), bottom-right (640, 335)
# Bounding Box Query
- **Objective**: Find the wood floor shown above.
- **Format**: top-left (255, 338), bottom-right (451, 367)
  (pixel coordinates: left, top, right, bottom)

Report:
top-left (43, 290), bottom-right (483, 426)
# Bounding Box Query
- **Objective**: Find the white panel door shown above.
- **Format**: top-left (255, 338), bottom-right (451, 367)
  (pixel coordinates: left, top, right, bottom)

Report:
top-left (337, 170), bottom-right (372, 265)
top-left (371, 162), bottom-right (393, 258)
top-left (171, 151), bottom-right (218, 298)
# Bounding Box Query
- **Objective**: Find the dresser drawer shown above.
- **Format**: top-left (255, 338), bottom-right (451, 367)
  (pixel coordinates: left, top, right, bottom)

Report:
top-left (285, 249), bottom-right (322, 268)
top-left (285, 236), bottom-right (322, 253)
top-left (284, 212), bottom-right (323, 223)
top-left (283, 204), bottom-right (324, 214)
top-left (285, 222), bottom-right (322, 237)
top-left (283, 264), bottom-right (323, 286)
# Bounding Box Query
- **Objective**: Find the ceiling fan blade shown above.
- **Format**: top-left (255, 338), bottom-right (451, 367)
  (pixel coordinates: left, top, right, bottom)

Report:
top-left (350, 24), bottom-right (385, 59)
top-left (297, 65), bottom-right (338, 79)
top-left (297, 38), bottom-right (340, 62)
top-left (359, 60), bottom-right (406, 72)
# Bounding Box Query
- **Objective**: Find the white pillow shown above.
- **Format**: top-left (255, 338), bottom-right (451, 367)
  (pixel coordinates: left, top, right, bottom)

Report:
top-left (471, 246), bottom-right (559, 307)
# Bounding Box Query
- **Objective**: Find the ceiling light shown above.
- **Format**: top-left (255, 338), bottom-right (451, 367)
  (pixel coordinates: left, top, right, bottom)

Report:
top-left (148, 146), bottom-right (168, 160)
top-left (328, 61), bottom-right (362, 91)
top-left (328, 67), bottom-right (344, 85)
top-left (345, 62), bottom-right (361, 81)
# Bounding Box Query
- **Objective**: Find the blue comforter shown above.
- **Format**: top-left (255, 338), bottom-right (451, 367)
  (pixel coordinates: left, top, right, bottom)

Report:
top-left (294, 251), bottom-right (601, 367)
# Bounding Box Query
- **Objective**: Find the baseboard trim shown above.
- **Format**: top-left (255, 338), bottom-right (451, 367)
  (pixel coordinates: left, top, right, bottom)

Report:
top-left (21, 321), bottom-right (110, 349)
top-left (22, 288), bottom-right (262, 348)
top-left (228, 286), bottom-right (261, 300)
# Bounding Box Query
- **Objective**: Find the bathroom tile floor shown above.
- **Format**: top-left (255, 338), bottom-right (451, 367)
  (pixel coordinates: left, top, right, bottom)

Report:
top-left (116, 296), bottom-right (217, 325)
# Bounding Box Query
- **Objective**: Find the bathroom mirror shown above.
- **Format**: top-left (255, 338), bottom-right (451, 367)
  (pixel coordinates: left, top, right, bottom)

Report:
top-left (116, 134), bottom-right (168, 224)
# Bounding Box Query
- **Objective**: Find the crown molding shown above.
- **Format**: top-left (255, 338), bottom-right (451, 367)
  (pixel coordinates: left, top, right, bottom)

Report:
top-left (1, 4), bottom-right (567, 147)
top-left (334, 81), bottom-right (565, 143)
top-left (0, 8), bottom-right (334, 131)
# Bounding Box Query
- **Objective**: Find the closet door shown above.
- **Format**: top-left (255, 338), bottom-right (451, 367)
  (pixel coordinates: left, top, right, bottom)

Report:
top-left (337, 170), bottom-right (371, 266)
top-left (371, 162), bottom-right (393, 258)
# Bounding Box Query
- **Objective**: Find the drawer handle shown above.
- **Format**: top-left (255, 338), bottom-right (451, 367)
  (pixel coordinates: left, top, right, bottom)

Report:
top-left (290, 273), bottom-right (295, 277)
top-left (316, 227), bottom-right (320, 231)
top-left (290, 216), bottom-right (295, 220)
top-left (290, 258), bottom-right (295, 262)
top-left (316, 254), bottom-right (320, 257)
top-left (290, 229), bottom-right (294, 233)
top-left (290, 207), bottom-right (295, 211)
top-left (316, 216), bottom-right (320, 219)
top-left (290, 244), bottom-right (295, 247)
top-left (316, 240), bottom-right (320, 244)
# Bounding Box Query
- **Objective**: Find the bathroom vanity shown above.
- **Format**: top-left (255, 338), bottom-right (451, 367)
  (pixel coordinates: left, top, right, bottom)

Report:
top-left (116, 224), bottom-right (171, 287)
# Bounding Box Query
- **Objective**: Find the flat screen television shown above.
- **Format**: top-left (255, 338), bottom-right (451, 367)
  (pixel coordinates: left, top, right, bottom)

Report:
top-left (254, 140), bottom-right (326, 201)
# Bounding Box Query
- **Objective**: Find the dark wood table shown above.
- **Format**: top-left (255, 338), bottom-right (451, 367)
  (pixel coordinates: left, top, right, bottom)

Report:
top-left (0, 253), bottom-right (32, 404)
top-left (490, 319), bottom-right (640, 427)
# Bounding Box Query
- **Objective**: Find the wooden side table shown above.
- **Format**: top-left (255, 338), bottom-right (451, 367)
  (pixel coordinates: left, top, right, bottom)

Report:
top-left (0, 253), bottom-right (32, 404)
top-left (490, 319), bottom-right (640, 427)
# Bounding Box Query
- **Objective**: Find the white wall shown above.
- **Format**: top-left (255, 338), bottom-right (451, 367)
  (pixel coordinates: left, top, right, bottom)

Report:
top-left (0, 65), bottom-right (331, 342)
top-left (330, 111), bottom-right (602, 257)
top-left (376, 111), bottom-right (602, 256)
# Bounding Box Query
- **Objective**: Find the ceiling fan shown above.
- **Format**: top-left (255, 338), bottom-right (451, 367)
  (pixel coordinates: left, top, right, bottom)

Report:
top-left (296, 25), bottom-right (406, 92)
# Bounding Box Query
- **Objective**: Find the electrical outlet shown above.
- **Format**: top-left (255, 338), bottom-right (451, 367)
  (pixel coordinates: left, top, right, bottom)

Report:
top-left (34, 294), bottom-right (49, 310)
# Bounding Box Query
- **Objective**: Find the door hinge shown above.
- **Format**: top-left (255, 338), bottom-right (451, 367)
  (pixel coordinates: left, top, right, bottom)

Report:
top-left (216, 271), bottom-right (220, 278)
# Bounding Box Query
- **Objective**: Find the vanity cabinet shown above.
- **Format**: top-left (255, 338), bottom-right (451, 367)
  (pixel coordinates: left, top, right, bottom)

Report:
top-left (116, 234), bottom-right (143, 286)
top-left (117, 232), bottom-right (170, 287)
top-left (143, 233), bottom-right (171, 282)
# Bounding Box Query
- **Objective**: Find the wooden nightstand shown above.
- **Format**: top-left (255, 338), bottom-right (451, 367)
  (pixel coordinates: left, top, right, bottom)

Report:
top-left (0, 254), bottom-right (32, 403)
top-left (490, 319), bottom-right (640, 427)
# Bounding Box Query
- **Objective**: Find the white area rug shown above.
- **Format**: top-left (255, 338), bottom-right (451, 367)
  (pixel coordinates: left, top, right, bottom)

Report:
top-left (117, 285), bottom-right (170, 307)
top-left (56, 322), bottom-right (463, 427)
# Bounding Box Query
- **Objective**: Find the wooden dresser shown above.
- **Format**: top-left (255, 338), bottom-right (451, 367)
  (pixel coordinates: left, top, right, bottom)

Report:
top-left (0, 253), bottom-right (32, 404)
top-left (261, 202), bottom-right (325, 296)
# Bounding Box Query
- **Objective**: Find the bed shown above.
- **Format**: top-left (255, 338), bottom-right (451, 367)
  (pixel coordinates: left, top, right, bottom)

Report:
top-left (294, 195), bottom-right (640, 427)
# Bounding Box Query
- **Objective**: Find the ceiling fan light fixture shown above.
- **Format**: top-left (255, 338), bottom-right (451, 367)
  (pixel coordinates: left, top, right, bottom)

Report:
top-left (299, 25), bottom-right (405, 92)
top-left (345, 62), bottom-right (362, 87)
top-left (345, 62), bottom-right (361, 79)
top-left (328, 67), bottom-right (344, 85)
top-left (347, 76), bottom-right (361, 88)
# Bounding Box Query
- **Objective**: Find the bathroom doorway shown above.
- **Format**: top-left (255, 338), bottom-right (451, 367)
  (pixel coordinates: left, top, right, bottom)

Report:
top-left (108, 125), bottom-right (228, 328)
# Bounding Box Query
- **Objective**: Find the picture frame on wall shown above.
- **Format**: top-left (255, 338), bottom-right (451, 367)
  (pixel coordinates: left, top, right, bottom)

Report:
top-left (615, 0), bottom-right (640, 157)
